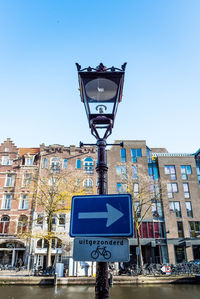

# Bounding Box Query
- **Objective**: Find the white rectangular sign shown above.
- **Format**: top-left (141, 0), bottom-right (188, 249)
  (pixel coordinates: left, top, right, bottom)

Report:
top-left (73, 237), bottom-right (130, 262)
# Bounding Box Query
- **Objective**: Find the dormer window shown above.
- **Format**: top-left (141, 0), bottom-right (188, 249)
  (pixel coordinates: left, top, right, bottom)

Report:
top-left (25, 157), bottom-right (34, 166)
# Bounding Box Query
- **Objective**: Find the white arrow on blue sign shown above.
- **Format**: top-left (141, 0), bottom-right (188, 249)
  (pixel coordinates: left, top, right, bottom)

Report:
top-left (70, 194), bottom-right (133, 237)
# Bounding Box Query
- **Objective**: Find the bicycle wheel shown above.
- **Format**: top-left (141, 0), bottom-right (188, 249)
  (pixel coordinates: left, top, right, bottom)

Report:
top-left (104, 250), bottom-right (111, 260)
top-left (91, 250), bottom-right (99, 259)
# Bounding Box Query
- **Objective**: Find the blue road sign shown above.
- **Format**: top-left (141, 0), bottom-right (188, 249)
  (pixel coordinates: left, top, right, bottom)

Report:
top-left (70, 194), bottom-right (133, 237)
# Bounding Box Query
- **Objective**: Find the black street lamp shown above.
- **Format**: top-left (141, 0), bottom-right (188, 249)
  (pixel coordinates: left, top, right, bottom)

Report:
top-left (76, 62), bottom-right (126, 299)
top-left (76, 62), bottom-right (126, 140)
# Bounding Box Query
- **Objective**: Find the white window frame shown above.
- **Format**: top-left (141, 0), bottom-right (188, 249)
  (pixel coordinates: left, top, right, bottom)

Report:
top-left (83, 178), bottom-right (93, 188)
top-left (50, 157), bottom-right (60, 173)
top-left (23, 173), bottom-right (32, 187)
top-left (25, 157), bottom-right (34, 166)
top-left (134, 183), bottom-right (139, 197)
top-left (19, 195), bottom-right (29, 210)
top-left (58, 214), bottom-right (66, 226)
top-left (36, 213), bottom-right (44, 226)
top-left (63, 159), bottom-right (68, 169)
top-left (42, 158), bottom-right (48, 169)
top-left (2, 194), bottom-right (12, 210)
top-left (49, 177), bottom-right (59, 186)
top-left (183, 183), bottom-right (190, 199)
top-left (1, 156), bottom-right (9, 165)
top-left (5, 174), bottom-right (15, 187)
top-left (83, 157), bottom-right (94, 174)
top-left (167, 183), bottom-right (178, 198)
top-left (116, 165), bottom-right (127, 180)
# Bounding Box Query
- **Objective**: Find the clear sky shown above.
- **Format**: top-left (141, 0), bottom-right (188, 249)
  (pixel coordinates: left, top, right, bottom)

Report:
top-left (0, 0), bottom-right (199, 153)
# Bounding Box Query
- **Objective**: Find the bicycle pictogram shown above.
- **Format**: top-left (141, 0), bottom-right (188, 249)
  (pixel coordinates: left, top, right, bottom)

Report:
top-left (91, 246), bottom-right (111, 260)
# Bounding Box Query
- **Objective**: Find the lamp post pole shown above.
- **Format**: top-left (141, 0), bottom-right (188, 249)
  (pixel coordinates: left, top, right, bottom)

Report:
top-left (95, 138), bottom-right (109, 299)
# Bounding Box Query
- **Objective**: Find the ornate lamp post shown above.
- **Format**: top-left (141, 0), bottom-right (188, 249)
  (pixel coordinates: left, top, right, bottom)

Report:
top-left (76, 62), bottom-right (126, 299)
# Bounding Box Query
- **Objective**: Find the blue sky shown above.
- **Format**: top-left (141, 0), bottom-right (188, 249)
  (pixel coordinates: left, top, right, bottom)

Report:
top-left (0, 0), bottom-right (199, 153)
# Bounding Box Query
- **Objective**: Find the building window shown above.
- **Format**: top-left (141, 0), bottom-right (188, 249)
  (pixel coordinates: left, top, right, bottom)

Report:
top-left (5, 174), bottom-right (15, 187)
top-left (175, 246), bottom-right (186, 263)
top-left (63, 159), bottom-right (68, 169)
top-left (133, 183), bottom-right (139, 197)
top-left (147, 148), bottom-right (152, 163)
top-left (2, 156), bottom-right (9, 165)
top-left (135, 202), bottom-right (141, 218)
top-left (59, 214), bottom-right (65, 226)
top-left (1, 156), bottom-right (12, 165)
top-left (17, 215), bottom-right (28, 234)
top-left (37, 239), bottom-right (43, 248)
top-left (25, 157), bottom-right (34, 166)
top-left (169, 201), bottom-right (182, 217)
top-left (177, 222), bottom-right (184, 238)
top-left (183, 183), bottom-right (190, 198)
top-left (36, 238), bottom-right (62, 249)
top-left (196, 164), bottom-right (200, 186)
top-left (189, 221), bottom-right (200, 237)
top-left (36, 214), bottom-right (44, 226)
top-left (167, 183), bottom-right (178, 198)
top-left (23, 173), bottom-right (32, 187)
top-left (2, 194), bottom-right (12, 210)
top-left (120, 148), bottom-right (126, 163)
top-left (83, 178), bottom-right (93, 188)
top-left (164, 165), bottom-right (176, 180)
top-left (42, 158), bottom-right (48, 168)
top-left (148, 163), bottom-right (159, 180)
top-left (152, 201), bottom-right (163, 218)
top-left (84, 157), bottom-right (94, 174)
top-left (49, 177), bottom-right (59, 186)
top-left (186, 201), bottom-right (193, 218)
top-left (0, 216), bottom-right (10, 234)
top-left (76, 159), bottom-right (81, 169)
top-left (116, 165), bottom-right (127, 180)
top-left (52, 214), bottom-right (57, 229)
top-left (116, 183), bottom-right (127, 193)
top-left (44, 239), bottom-right (48, 248)
top-left (19, 195), bottom-right (29, 210)
top-left (181, 165), bottom-right (192, 180)
top-left (50, 157), bottom-right (60, 173)
top-left (134, 221), bottom-right (166, 239)
top-left (131, 148), bottom-right (142, 163)
top-left (132, 165), bottom-right (138, 179)
top-left (192, 245), bottom-right (200, 260)
top-left (150, 184), bottom-right (160, 200)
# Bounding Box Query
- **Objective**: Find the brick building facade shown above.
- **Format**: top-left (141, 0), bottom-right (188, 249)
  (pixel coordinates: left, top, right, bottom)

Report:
top-left (0, 138), bottom-right (200, 268)
top-left (0, 138), bottom-right (39, 267)
top-left (107, 140), bottom-right (200, 264)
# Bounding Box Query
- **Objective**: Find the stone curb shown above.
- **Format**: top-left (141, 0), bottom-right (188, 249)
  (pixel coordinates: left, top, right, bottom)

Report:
top-left (0, 275), bottom-right (200, 285)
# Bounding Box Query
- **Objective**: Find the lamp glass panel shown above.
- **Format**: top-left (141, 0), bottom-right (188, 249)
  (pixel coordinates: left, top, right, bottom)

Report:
top-left (85, 78), bottom-right (118, 102)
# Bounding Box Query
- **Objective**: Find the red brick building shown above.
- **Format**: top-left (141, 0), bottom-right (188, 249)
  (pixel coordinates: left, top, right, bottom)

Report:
top-left (0, 138), bottom-right (39, 267)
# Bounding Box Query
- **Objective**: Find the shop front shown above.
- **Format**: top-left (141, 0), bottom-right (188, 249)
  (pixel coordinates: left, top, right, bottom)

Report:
top-left (0, 241), bottom-right (26, 267)
top-left (129, 239), bottom-right (169, 265)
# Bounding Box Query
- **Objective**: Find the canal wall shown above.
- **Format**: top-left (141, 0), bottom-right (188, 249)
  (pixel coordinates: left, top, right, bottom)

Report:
top-left (0, 275), bottom-right (200, 285)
